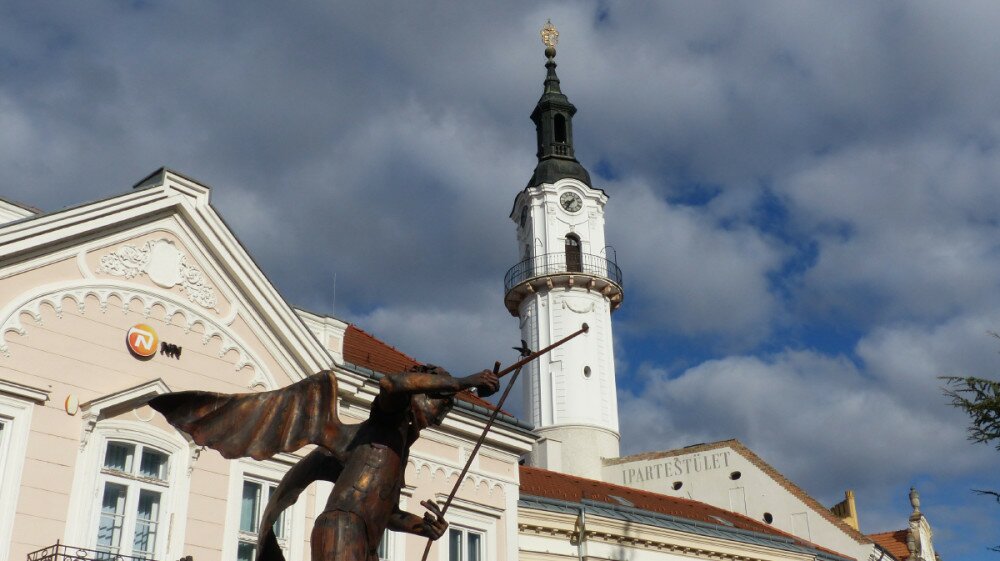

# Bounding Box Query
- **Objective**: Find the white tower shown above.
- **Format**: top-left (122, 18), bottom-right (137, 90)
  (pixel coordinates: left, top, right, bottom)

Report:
top-left (504, 24), bottom-right (624, 480)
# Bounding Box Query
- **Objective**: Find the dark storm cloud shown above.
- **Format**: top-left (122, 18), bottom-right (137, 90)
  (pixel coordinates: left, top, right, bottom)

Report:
top-left (3, 1), bottom-right (1000, 555)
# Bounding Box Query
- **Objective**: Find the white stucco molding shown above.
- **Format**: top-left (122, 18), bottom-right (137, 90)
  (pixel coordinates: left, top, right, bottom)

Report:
top-left (433, 493), bottom-right (504, 519)
top-left (409, 455), bottom-right (505, 497)
top-left (0, 379), bottom-right (50, 403)
top-left (0, 280), bottom-right (278, 390)
top-left (76, 378), bottom-right (207, 475)
top-left (294, 308), bottom-right (348, 365)
top-left (78, 378), bottom-right (172, 450)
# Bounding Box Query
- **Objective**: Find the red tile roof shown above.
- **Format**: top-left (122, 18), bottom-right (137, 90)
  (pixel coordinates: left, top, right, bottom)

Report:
top-left (342, 324), bottom-right (502, 412)
top-left (868, 530), bottom-right (909, 560)
top-left (344, 324), bottom-right (421, 374)
top-left (520, 465), bottom-right (851, 559)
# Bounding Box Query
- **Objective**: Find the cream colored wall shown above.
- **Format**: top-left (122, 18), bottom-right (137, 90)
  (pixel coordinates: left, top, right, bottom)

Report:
top-left (602, 448), bottom-right (869, 560)
top-left (0, 227), bottom-right (307, 561)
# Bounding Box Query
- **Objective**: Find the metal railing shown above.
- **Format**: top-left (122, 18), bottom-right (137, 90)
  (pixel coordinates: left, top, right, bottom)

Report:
top-left (26, 542), bottom-right (157, 561)
top-left (504, 251), bottom-right (622, 293)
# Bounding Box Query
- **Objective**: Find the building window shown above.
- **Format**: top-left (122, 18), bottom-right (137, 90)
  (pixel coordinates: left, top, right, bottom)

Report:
top-left (226, 459), bottom-right (302, 561)
top-left (377, 530), bottom-right (389, 561)
top-left (448, 527), bottom-right (483, 561)
top-left (237, 479), bottom-right (287, 561)
top-left (565, 234), bottom-right (582, 272)
top-left (95, 440), bottom-right (170, 560)
top-left (0, 389), bottom-right (40, 561)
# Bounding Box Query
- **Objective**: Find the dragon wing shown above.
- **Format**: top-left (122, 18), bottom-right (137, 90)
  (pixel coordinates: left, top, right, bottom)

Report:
top-left (149, 370), bottom-right (348, 461)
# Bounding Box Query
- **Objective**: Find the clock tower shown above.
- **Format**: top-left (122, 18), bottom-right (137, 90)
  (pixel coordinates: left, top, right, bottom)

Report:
top-left (504, 22), bottom-right (624, 479)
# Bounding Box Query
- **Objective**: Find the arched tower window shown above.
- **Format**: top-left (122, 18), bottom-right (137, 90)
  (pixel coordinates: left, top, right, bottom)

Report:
top-left (554, 114), bottom-right (567, 143)
top-left (565, 234), bottom-right (582, 272)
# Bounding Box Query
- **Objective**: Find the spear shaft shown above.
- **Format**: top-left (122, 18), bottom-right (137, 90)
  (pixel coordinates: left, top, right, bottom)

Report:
top-left (493, 322), bottom-right (589, 378)
top-left (418, 323), bottom-right (589, 561)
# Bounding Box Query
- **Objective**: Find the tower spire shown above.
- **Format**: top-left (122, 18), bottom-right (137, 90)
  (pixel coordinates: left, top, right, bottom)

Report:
top-left (506, 22), bottom-right (622, 479)
top-left (528, 21), bottom-right (592, 188)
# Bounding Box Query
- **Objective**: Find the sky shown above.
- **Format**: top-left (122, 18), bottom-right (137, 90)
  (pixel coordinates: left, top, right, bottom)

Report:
top-left (1, 1), bottom-right (998, 557)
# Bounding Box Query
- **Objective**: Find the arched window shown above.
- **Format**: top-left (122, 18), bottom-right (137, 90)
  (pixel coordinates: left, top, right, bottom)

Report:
top-left (66, 419), bottom-right (189, 561)
top-left (554, 114), bottom-right (567, 143)
top-left (565, 234), bottom-right (582, 272)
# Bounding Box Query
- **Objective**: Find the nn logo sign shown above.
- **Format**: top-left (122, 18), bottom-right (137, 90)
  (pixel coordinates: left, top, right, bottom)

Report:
top-left (126, 324), bottom-right (159, 359)
top-left (126, 324), bottom-right (182, 361)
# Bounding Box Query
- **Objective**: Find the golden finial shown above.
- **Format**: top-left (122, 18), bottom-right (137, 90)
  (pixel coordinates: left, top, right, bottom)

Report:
top-left (541, 19), bottom-right (559, 51)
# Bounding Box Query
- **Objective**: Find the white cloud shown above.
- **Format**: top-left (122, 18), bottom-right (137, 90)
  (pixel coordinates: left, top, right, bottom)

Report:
top-left (779, 137), bottom-right (1000, 325)
top-left (619, 312), bottom-right (999, 510)
top-left (607, 179), bottom-right (785, 343)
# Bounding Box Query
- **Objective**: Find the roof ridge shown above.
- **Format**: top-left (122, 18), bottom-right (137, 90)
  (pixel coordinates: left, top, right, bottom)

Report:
top-left (604, 438), bottom-right (741, 465)
top-left (867, 529), bottom-right (907, 537)
top-left (346, 323), bottom-right (422, 365)
top-left (725, 441), bottom-right (873, 544)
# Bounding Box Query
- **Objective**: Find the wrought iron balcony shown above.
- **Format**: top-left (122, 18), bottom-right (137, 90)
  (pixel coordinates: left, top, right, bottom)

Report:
top-left (503, 251), bottom-right (623, 315)
top-left (26, 542), bottom-right (162, 561)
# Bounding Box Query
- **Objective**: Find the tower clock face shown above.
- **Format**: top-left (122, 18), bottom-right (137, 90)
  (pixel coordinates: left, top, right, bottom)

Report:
top-left (560, 192), bottom-right (583, 212)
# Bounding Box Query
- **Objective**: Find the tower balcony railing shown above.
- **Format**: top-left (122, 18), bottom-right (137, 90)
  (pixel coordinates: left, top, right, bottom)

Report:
top-left (504, 251), bottom-right (623, 293)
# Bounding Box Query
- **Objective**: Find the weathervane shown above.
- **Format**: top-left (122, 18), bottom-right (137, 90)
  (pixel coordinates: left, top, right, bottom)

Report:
top-left (541, 19), bottom-right (559, 51)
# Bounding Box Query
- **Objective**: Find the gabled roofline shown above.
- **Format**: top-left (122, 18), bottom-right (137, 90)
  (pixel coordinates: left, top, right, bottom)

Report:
top-left (0, 196), bottom-right (40, 215)
top-left (132, 167), bottom-right (214, 192)
top-left (606, 439), bottom-right (873, 545)
top-left (0, 168), bottom-right (344, 388)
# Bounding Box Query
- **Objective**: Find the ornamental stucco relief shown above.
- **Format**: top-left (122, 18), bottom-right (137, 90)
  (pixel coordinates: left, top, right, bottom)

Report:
top-left (97, 239), bottom-right (218, 309)
top-left (409, 456), bottom-right (504, 497)
top-left (0, 283), bottom-right (272, 389)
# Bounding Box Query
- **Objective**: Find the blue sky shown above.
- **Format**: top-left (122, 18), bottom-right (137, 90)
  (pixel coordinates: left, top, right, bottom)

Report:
top-left (1, 1), bottom-right (998, 557)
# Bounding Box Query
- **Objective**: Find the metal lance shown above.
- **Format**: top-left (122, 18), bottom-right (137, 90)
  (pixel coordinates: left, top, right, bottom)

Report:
top-left (419, 323), bottom-right (589, 561)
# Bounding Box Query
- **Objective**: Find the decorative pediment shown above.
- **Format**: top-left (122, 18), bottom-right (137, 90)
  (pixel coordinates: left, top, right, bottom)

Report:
top-left (97, 238), bottom-right (217, 309)
top-left (79, 378), bottom-right (172, 449)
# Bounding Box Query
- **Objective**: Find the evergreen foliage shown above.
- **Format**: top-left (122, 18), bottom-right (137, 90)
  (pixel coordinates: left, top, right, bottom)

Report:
top-left (941, 331), bottom-right (1000, 553)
